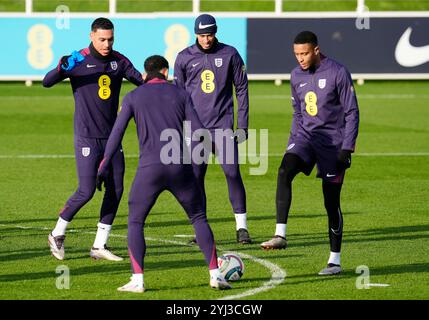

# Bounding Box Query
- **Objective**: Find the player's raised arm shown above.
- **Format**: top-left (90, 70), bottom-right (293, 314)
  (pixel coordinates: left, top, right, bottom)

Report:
top-left (123, 58), bottom-right (144, 86)
top-left (337, 66), bottom-right (359, 152)
top-left (42, 51), bottom-right (84, 87)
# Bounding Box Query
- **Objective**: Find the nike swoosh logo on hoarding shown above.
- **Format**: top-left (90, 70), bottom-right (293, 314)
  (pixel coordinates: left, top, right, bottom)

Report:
top-left (395, 27), bottom-right (429, 67)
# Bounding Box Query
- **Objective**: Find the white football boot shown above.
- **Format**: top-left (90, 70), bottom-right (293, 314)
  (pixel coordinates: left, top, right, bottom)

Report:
top-left (90, 245), bottom-right (123, 261)
top-left (318, 263), bottom-right (342, 276)
top-left (260, 235), bottom-right (287, 250)
top-left (210, 275), bottom-right (232, 290)
top-left (117, 278), bottom-right (144, 293)
top-left (48, 233), bottom-right (65, 260)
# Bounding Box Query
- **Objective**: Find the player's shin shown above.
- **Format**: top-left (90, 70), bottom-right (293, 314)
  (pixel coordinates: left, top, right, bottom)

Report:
top-left (323, 181), bottom-right (343, 261)
top-left (275, 154), bottom-right (301, 227)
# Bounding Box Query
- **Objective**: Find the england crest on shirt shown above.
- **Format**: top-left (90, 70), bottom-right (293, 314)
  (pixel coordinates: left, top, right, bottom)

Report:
top-left (318, 79), bottom-right (326, 89)
top-left (215, 58), bottom-right (223, 67)
top-left (110, 61), bottom-right (118, 71)
top-left (82, 147), bottom-right (90, 157)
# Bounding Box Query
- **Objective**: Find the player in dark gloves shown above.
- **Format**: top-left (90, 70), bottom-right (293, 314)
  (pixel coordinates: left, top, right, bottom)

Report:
top-left (261, 31), bottom-right (359, 277)
top-left (174, 14), bottom-right (251, 244)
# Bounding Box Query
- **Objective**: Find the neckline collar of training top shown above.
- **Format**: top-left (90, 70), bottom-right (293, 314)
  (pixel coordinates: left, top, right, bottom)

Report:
top-left (146, 78), bottom-right (168, 84)
top-left (195, 37), bottom-right (219, 54)
top-left (89, 43), bottom-right (113, 61)
top-left (145, 72), bottom-right (168, 83)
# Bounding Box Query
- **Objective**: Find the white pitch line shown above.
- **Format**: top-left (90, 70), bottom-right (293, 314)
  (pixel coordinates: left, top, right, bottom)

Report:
top-left (0, 154), bottom-right (140, 159)
top-left (0, 224), bottom-right (286, 300)
top-left (354, 152), bottom-right (429, 157)
top-left (1, 152), bottom-right (429, 160)
top-left (219, 252), bottom-right (286, 300)
top-left (0, 224), bottom-right (193, 247)
top-left (251, 94), bottom-right (429, 100)
top-left (173, 234), bottom-right (195, 238)
top-left (0, 96), bottom-right (73, 100)
top-left (0, 155), bottom-right (75, 159)
top-left (267, 152), bottom-right (429, 157)
top-left (367, 283), bottom-right (390, 287)
top-left (3, 94), bottom-right (429, 100)
top-left (0, 224), bottom-right (50, 230)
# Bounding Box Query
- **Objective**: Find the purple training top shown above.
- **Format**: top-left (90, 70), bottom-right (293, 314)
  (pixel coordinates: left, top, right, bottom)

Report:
top-left (174, 40), bottom-right (249, 130)
top-left (43, 45), bottom-right (144, 138)
top-left (288, 55), bottom-right (359, 151)
top-left (101, 78), bottom-right (203, 169)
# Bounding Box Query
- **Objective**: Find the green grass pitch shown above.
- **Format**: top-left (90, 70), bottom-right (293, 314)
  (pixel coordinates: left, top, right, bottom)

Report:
top-left (1, 0), bottom-right (429, 12)
top-left (0, 80), bottom-right (428, 300)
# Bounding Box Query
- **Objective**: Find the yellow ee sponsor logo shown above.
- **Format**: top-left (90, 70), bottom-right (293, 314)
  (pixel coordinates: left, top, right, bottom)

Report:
top-left (98, 75), bottom-right (111, 100)
top-left (201, 70), bottom-right (215, 94)
top-left (164, 24), bottom-right (190, 70)
top-left (305, 91), bottom-right (318, 116)
top-left (27, 24), bottom-right (54, 69)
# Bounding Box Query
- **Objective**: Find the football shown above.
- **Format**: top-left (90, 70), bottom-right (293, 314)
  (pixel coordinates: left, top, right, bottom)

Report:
top-left (217, 253), bottom-right (245, 281)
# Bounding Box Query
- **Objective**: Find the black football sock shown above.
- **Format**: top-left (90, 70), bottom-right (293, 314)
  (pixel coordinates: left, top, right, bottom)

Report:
top-left (323, 180), bottom-right (343, 253)
top-left (276, 153), bottom-right (303, 224)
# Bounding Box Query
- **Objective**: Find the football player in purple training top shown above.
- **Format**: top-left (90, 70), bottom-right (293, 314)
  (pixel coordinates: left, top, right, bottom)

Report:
top-left (260, 31), bottom-right (359, 276)
top-left (43, 17), bottom-right (144, 261)
top-left (96, 55), bottom-right (231, 293)
top-left (174, 14), bottom-right (251, 245)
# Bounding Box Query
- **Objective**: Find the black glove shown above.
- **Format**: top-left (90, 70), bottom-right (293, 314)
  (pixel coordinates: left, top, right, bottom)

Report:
top-left (337, 150), bottom-right (352, 170)
top-left (60, 55), bottom-right (71, 70)
top-left (60, 51), bottom-right (84, 71)
top-left (234, 128), bottom-right (248, 144)
top-left (95, 173), bottom-right (105, 192)
top-left (96, 160), bottom-right (108, 192)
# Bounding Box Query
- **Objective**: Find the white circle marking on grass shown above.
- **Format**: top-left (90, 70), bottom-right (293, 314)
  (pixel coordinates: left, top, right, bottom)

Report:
top-left (0, 224), bottom-right (286, 300)
top-left (217, 251), bottom-right (286, 300)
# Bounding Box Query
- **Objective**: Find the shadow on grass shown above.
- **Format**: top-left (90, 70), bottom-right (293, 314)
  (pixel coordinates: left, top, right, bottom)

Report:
top-left (0, 211), bottom-right (364, 233)
top-left (281, 269), bottom-right (358, 286)
top-left (347, 224), bottom-right (429, 236)
top-left (0, 258), bottom-right (208, 282)
top-left (281, 262), bottom-right (429, 286)
top-left (283, 224), bottom-right (429, 248)
top-left (0, 245), bottom-right (128, 263)
top-left (363, 262), bottom-right (429, 276)
top-left (0, 216), bottom-right (100, 225)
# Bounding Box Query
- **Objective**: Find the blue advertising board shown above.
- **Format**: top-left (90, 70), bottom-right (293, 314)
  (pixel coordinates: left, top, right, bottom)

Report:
top-left (0, 17), bottom-right (246, 77)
